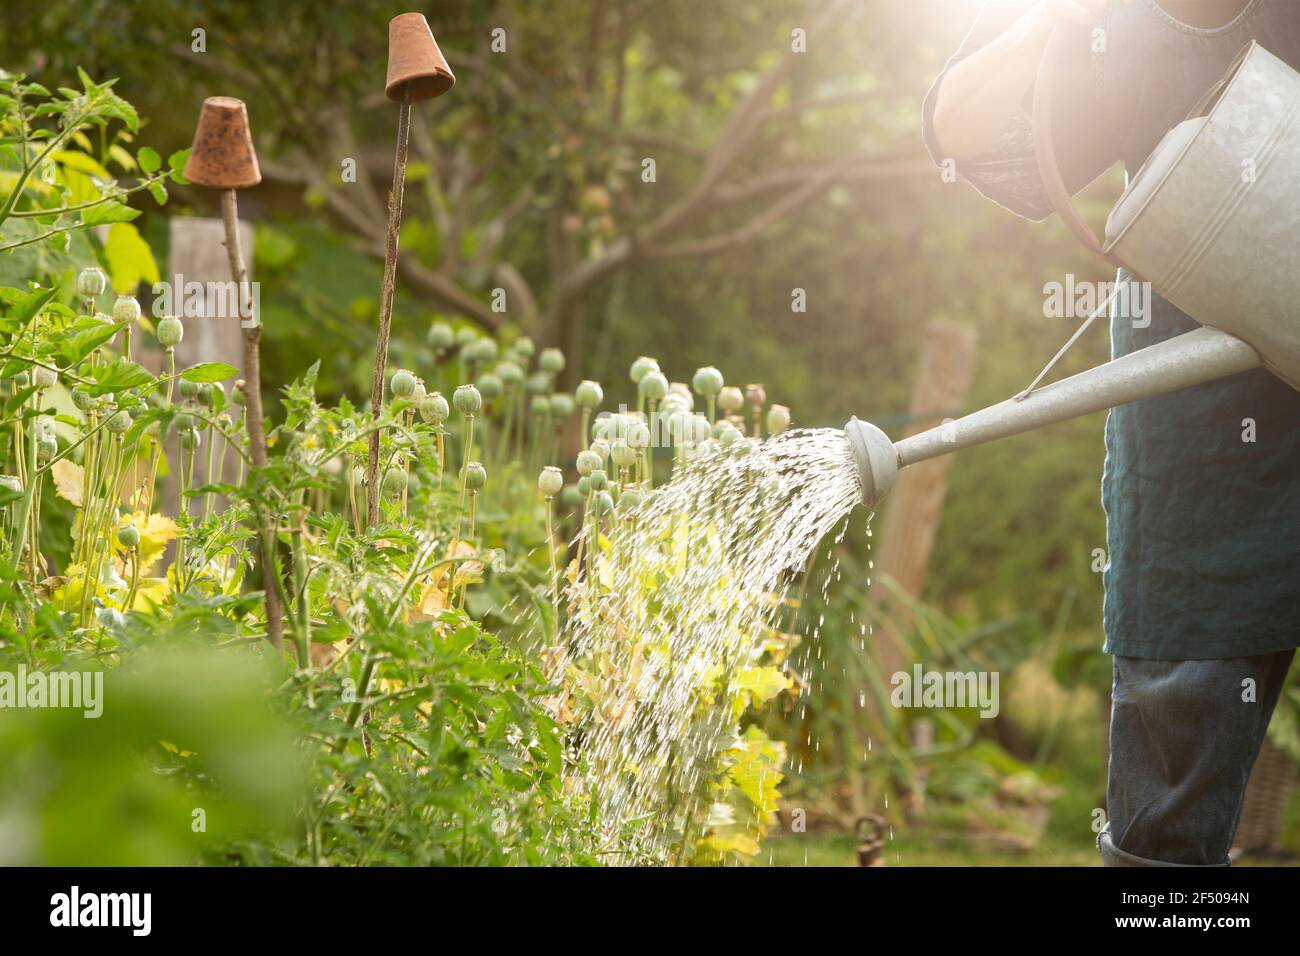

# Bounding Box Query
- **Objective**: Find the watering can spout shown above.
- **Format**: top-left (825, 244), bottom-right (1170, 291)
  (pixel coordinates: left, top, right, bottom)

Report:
top-left (845, 326), bottom-right (1262, 507)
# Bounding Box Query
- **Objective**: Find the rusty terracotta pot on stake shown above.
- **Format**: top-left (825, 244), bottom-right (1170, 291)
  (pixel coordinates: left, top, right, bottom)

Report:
top-left (365, 12), bottom-right (455, 527)
top-left (183, 96), bottom-right (285, 649)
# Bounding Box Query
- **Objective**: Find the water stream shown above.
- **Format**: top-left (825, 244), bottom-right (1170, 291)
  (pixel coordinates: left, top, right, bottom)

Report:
top-left (561, 427), bottom-right (864, 861)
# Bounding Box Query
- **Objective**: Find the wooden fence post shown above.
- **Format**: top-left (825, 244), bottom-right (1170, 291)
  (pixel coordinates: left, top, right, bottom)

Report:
top-left (146, 217), bottom-right (253, 517)
top-left (869, 320), bottom-right (978, 679)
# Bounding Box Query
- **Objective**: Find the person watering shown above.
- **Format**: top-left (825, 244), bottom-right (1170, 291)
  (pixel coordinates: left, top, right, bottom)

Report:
top-left (925, 0), bottom-right (1300, 866)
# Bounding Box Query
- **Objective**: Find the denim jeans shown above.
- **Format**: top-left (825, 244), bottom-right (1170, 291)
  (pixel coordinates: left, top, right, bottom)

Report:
top-left (1098, 649), bottom-right (1296, 866)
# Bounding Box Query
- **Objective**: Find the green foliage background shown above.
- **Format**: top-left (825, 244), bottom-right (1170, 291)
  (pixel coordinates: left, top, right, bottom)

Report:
top-left (1, 0), bottom-right (1117, 636)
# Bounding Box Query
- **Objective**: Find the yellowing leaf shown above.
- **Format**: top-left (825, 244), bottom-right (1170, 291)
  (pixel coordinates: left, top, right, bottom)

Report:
top-left (105, 221), bottom-right (160, 293)
top-left (120, 510), bottom-right (179, 572)
top-left (734, 666), bottom-right (791, 708)
top-left (51, 458), bottom-right (85, 507)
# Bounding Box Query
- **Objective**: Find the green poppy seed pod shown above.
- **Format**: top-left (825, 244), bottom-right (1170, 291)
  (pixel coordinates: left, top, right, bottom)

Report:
top-left (549, 392), bottom-right (575, 418)
top-left (690, 414), bottom-right (712, 442)
top-left (174, 412), bottom-right (195, 431)
top-left (232, 380), bottom-right (247, 406)
top-left (629, 355), bottom-right (659, 384)
top-left (37, 435), bottom-right (58, 463)
top-left (428, 321), bottom-right (455, 350)
top-left (463, 460), bottom-right (487, 490)
top-left (77, 266), bottom-right (107, 298)
top-left (106, 410), bottom-right (132, 434)
top-left (575, 380), bottom-right (603, 409)
top-left (666, 411), bottom-right (687, 444)
top-left (476, 338), bottom-right (499, 364)
top-left (530, 394), bottom-right (551, 416)
top-left (561, 483), bottom-right (581, 507)
top-left (71, 388), bottom-right (93, 411)
top-left (589, 438), bottom-right (610, 463)
top-left (745, 383), bottom-right (766, 409)
top-left (496, 360), bottom-right (524, 387)
top-left (661, 392), bottom-right (690, 415)
top-left (14, 371), bottom-right (30, 387)
top-left (196, 383), bottom-right (214, 407)
top-left (383, 467), bottom-right (407, 497)
top-left (766, 404), bottom-right (791, 434)
top-left (539, 347), bottom-right (565, 374)
top-left (638, 370), bottom-right (668, 402)
top-left (478, 373), bottom-right (503, 400)
top-left (456, 327), bottom-right (479, 349)
top-left (669, 382), bottom-right (692, 402)
top-left (718, 386), bottom-right (744, 414)
top-left (33, 366), bottom-right (58, 390)
top-left (179, 427), bottom-right (200, 451)
top-left (626, 421), bottom-right (651, 450)
top-left (390, 369), bottom-right (417, 399)
top-left (419, 392), bottom-right (450, 424)
top-left (453, 384), bottom-right (481, 416)
top-left (610, 438), bottom-right (636, 468)
top-left (731, 438), bottom-right (755, 457)
top-left (576, 475), bottom-right (591, 497)
top-left (717, 423), bottom-right (740, 448)
top-left (179, 378), bottom-right (200, 400)
top-left (0, 475), bottom-right (21, 494)
top-left (591, 413), bottom-right (612, 441)
top-left (618, 487), bottom-right (643, 511)
top-left (511, 336), bottom-right (535, 359)
top-left (202, 382), bottom-right (223, 408)
top-left (538, 465), bottom-right (564, 497)
top-left (692, 366), bottom-right (723, 397)
top-left (117, 524), bottom-right (141, 548)
top-left (588, 468), bottom-right (609, 491)
top-left (592, 490), bottom-right (614, 517)
top-left (156, 315), bottom-right (184, 349)
top-left (576, 449), bottom-right (602, 476)
top-left (526, 371), bottom-right (552, 396)
top-left (112, 294), bottom-right (141, 325)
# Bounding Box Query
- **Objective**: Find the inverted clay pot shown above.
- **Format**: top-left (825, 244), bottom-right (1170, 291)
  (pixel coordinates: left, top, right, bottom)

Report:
top-left (183, 97), bottom-right (262, 190)
top-left (385, 12), bottom-right (455, 102)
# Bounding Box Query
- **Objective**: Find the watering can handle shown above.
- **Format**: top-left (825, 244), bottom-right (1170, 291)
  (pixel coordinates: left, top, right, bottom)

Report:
top-left (1031, 25), bottom-right (1125, 268)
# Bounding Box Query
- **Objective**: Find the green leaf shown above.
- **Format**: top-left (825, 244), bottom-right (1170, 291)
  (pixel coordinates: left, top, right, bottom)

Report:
top-left (180, 362), bottom-right (239, 384)
top-left (88, 358), bottom-right (154, 396)
top-left (11, 287), bottom-right (57, 327)
top-left (4, 385), bottom-right (37, 415)
top-left (55, 319), bottom-right (126, 366)
top-left (81, 202), bottom-right (140, 227)
top-left (137, 146), bottom-right (161, 174)
top-left (168, 148), bottom-right (191, 184)
top-left (148, 181), bottom-right (168, 206)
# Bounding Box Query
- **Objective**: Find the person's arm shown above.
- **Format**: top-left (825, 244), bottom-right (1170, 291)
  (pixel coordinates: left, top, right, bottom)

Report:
top-left (931, 1), bottom-right (1105, 159)
top-left (920, 0), bottom-right (1122, 221)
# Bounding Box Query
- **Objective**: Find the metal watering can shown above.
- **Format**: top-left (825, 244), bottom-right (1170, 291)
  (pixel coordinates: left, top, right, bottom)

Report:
top-left (847, 38), bottom-right (1300, 507)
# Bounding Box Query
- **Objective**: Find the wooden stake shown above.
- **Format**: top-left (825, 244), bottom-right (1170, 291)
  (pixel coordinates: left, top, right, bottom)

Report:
top-left (221, 187), bottom-right (284, 648)
top-left (366, 87), bottom-right (412, 527)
